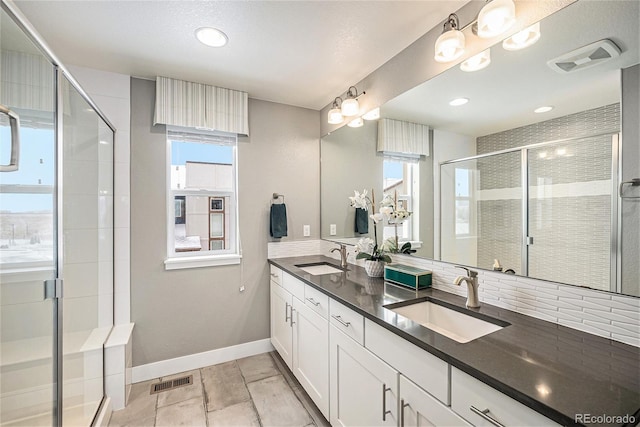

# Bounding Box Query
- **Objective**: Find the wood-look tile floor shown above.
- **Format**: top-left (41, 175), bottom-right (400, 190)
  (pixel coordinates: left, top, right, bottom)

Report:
top-left (108, 352), bottom-right (330, 427)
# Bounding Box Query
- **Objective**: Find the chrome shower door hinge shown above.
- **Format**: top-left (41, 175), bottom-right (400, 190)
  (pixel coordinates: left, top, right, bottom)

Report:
top-left (44, 278), bottom-right (63, 300)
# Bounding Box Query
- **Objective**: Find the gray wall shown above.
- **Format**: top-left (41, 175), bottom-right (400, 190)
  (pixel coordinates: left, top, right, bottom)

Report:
top-left (621, 64), bottom-right (640, 296)
top-left (130, 78), bottom-right (320, 365)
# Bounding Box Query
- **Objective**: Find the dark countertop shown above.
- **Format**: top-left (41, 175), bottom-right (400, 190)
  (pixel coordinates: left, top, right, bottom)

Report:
top-left (269, 255), bottom-right (640, 427)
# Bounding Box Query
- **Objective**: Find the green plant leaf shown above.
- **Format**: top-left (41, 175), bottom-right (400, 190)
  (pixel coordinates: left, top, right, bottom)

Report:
top-left (381, 255), bottom-right (392, 263)
top-left (356, 252), bottom-right (372, 260)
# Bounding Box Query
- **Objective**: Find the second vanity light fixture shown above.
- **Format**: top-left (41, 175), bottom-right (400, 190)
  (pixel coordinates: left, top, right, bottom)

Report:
top-left (435, 0), bottom-right (521, 65)
top-left (327, 86), bottom-right (366, 125)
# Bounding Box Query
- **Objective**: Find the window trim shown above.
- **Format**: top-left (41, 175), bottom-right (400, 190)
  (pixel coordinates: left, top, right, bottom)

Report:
top-left (164, 127), bottom-right (240, 270)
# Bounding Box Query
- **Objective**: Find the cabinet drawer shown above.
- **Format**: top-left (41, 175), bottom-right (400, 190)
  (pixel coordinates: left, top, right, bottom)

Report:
top-left (329, 299), bottom-right (364, 345)
top-left (304, 285), bottom-right (329, 319)
top-left (400, 376), bottom-right (470, 427)
top-left (365, 319), bottom-right (449, 405)
top-left (451, 367), bottom-right (560, 427)
top-left (282, 272), bottom-right (305, 301)
top-left (270, 265), bottom-right (282, 285)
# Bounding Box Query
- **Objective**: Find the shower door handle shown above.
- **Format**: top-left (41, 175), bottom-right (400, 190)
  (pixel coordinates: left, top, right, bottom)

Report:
top-left (0, 104), bottom-right (20, 172)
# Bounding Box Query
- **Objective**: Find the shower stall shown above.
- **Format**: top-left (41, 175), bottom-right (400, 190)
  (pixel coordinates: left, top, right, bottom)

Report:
top-left (1, 2), bottom-right (114, 426)
top-left (440, 132), bottom-right (620, 293)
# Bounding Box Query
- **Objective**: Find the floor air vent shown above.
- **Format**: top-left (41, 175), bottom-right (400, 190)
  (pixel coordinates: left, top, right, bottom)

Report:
top-left (547, 39), bottom-right (620, 73)
top-left (150, 375), bottom-right (193, 394)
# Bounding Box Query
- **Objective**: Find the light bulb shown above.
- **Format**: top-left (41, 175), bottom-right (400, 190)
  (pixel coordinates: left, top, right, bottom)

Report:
top-left (460, 49), bottom-right (491, 72)
top-left (503, 22), bottom-right (541, 51)
top-left (477, 0), bottom-right (516, 38)
top-left (434, 30), bottom-right (465, 63)
top-left (348, 117), bottom-right (364, 128)
top-left (341, 98), bottom-right (360, 117)
top-left (328, 108), bottom-right (344, 124)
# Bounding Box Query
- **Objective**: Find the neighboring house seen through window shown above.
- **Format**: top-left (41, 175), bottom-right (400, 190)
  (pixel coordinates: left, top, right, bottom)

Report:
top-left (165, 127), bottom-right (240, 269)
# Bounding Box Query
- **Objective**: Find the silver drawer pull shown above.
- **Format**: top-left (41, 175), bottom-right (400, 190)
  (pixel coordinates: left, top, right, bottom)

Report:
top-left (382, 384), bottom-right (392, 421)
top-left (400, 399), bottom-right (410, 427)
top-left (0, 104), bottom-right (20, 172)
top-left (285, 302), bottom-right (290, 323)
top-left (470, 406), bottom-right (505, 427)
top-left (290, 307), bottom-right (296, 326)
top-left (270, 272), bottom-right (279, 278)
top-left (331, 315), bottom-right (351, 327)
top-left (306, 297), bottom-right (320, 307)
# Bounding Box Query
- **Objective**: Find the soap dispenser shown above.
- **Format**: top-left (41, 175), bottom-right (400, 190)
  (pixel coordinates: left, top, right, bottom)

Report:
top-left (492, 259), bottom-right (503, 272)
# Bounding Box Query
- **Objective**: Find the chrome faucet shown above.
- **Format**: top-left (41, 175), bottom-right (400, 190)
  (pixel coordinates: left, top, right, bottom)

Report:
top-left (330, 244), bottom-right (348, 269)
top-left (454, 266), bottom-right (480, 308)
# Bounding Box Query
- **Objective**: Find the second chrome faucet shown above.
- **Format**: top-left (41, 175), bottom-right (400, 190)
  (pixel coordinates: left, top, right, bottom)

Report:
top-left (331, 244), bottom-right (348, 269)
top-left (454, 266), bottom-right (480, 308)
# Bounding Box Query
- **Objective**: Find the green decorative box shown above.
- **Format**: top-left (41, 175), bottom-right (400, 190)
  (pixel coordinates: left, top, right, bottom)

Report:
top-left (384, 264), bottom-right (432, 290)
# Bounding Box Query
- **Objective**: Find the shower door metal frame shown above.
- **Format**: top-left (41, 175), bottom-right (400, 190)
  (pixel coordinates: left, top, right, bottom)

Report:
top-left (439, 131), bottom-right (621, 292)
top-left (1, 1), bottom-right (117, 426)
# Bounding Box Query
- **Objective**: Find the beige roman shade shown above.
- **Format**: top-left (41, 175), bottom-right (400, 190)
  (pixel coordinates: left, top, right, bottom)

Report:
top-left (154, 76), bottom-right (249, 135)
top-left (377, 118), bottom-right (430, 157)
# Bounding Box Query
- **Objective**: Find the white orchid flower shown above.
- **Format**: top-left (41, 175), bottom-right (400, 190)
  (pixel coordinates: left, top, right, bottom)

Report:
top-left (370, 213), bottom-right (384, 223)
top-left (348, 189), bottom-right (369, 209)
top-left (355, 237), bottom-right (374, 253)
top-left (380, 194), bottom-right (395, 207)
top-left (379, 206), bottom-right (393, 216)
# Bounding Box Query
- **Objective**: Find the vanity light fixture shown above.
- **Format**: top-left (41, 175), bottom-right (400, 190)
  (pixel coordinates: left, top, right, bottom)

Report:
top-left (362, 107), bottom-right (380, 121)
top-left (534, 106), bottom-right (553, 113)
top-left (476, 0), bottom-right (516, 39)
top-left (460, 49), bottom-right (491, 72)
top-left (503, 22), bottom-right (541, 51)
top-left (195, 27), bottom-right (228, 47)
top-left (341, 86), bottom-right (364, 117)
top-left (328, 97), bottom-right (344, 124)
top-left (434, 14), bottom-right (465, 63)
top-left (449, 97), bottom-right (469, 106)
top-left (348, 117), bottom-right (364, 128)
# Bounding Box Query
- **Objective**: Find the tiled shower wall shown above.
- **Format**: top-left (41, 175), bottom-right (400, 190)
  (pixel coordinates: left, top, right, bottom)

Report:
top-left (475, 104), bottom-right (619, 291)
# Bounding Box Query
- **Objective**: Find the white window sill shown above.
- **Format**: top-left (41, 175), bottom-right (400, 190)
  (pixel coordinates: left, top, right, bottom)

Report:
top-left (164, 254), bottom-right (241, 270)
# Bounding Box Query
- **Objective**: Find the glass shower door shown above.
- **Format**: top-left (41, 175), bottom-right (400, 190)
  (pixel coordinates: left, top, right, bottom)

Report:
top-left (0, 9), bottom-right (57, 426)
top-left (527, 135), bottom-right (615, 290)
top-left (60, 75), bottom-right (112, 426)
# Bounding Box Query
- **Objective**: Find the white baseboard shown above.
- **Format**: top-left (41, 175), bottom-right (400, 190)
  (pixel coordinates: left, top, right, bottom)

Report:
top-left (131, 338), bottom-right (274, 383)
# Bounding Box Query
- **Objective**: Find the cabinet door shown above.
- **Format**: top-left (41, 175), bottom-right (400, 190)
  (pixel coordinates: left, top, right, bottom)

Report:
top-left (400, 376), bottom-right (470, 427)
top-left (330, 325), bottom-right (398, 427)
top-left (270, 281), bottom-right (293, 369)
top-left (292, 298), bottom-right (329, 419)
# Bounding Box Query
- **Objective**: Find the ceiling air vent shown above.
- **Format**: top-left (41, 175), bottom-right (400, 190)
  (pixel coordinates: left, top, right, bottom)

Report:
top-left (547, 39), bottom-right (620, 73)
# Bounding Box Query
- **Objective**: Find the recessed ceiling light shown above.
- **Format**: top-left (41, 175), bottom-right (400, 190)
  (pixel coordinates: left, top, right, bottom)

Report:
top-left (195, 27), bottom-right (228, 47)
top-left (534, 106), bottom-right (553, 113)
top-left (449, 98), bottom-right (469, 106)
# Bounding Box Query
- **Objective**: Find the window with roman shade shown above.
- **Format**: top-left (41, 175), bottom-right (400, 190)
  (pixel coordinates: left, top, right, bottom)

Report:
top-left (154, 76), bottom-right (249, 136)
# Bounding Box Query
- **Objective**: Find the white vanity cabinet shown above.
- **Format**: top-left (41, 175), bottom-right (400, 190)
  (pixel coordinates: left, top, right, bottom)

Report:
top-left (451, 367), bottom-right (561, 427)
top-left (400, 376), bottom-right (471, 427)
top-left (270, 280), bottom-right (293, 368)
top-left (292, 297), bottom-right (329, 417)
top-left (329, 324), bottom-right (398, 427)
top-left (270, 269), bottom-right (330, 419)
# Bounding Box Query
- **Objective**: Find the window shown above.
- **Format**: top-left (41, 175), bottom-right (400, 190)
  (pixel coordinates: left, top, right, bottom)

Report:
top-left (382, 158), bottom-right (419, 244)
top-left (165, 127), bottom-right (240, 270)
top-left (455, 168), bottom-right (471, 236)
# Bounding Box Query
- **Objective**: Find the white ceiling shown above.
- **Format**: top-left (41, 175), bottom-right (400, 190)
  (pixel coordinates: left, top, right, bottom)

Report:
top-left (12, 0), bottom-right (467, 110)
top-left (382, 0), bottom-right (640, 137)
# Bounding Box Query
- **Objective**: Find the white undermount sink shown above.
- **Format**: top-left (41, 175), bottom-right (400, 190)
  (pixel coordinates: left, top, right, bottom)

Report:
top-left (387, 300), bottom-right (506, 343)
top-left (296, 262), bottom-right (344, 275)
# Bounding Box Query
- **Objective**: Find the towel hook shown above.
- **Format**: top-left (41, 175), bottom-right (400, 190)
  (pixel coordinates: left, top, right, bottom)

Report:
top-left (271, 193), bottom-right (285, 204)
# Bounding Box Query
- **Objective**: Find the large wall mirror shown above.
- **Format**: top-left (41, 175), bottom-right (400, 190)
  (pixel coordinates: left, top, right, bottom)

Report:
top-left (320, 0), bottom-right (640, 297)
